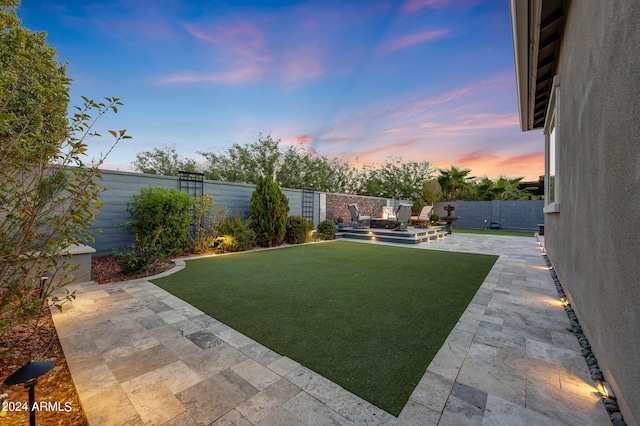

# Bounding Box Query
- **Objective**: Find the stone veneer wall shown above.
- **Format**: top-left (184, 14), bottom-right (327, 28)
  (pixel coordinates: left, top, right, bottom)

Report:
top-left (325, 194), bottom-right (405, 226)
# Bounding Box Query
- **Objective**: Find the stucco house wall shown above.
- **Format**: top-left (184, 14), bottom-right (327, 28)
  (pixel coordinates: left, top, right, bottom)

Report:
top-left (519, 1), bottom-right (640, 423)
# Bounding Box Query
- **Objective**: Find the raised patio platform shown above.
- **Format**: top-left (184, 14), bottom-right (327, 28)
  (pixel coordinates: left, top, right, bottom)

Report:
top-left (336, 225), bottom-right (447, 244)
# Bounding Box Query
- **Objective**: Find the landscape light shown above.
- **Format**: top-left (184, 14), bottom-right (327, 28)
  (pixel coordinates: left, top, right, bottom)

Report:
top-left (4, 361), bottom-right (54, 426)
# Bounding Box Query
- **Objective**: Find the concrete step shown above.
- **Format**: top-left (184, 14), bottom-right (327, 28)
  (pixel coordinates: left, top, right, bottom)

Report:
top-left (336, 227), bottom-right (447, 245)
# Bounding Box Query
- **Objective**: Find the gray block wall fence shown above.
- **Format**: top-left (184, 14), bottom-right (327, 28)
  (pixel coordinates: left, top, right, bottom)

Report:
top-left (90, 170), bottom-right (322, 256)
top-left (433, 200), bottom-right (544, 231)
top-left (89, 170), bottom-right (544, 256)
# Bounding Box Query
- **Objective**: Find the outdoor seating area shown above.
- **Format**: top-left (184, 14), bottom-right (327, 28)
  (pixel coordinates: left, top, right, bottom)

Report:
top-left (342, 204), bottom-right (447, 243)
top-left (349, 203), bottom-right (416, 232)
top-left (410, 205), bottom-right (433, 225)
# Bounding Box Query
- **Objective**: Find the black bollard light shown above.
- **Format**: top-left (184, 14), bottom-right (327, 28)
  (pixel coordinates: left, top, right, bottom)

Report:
top-left (4, 361), bottom-right (54, 426)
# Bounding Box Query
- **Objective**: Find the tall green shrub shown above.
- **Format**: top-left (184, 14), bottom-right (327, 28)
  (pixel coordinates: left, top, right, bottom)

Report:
top-left (121, 187), bottom-right (193, 255)
top-left (249, 176), bottom-right (289, 247)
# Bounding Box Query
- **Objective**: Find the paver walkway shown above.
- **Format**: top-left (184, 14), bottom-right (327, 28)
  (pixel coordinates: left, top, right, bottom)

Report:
top-left (51, 234), bottom-right (611, 425)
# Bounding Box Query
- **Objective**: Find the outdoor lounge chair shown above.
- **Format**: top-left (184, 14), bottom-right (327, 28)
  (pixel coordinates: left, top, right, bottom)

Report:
top-left (410, 205), bottom-right (433, 224)
top-left (348, 204), bottom-right (371, 228)
top-left (393, 204), bottom-right (413, 231)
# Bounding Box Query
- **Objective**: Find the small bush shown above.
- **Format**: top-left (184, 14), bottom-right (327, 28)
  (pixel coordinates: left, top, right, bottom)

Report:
top-left (285, 216), bottom-right (313, 244)
top-left (121, 187), bottom-right (193, 256)
top-left (412, 197), bottom-right (426, 215)
top-left (317, 219), bottom-right (337, 240)
top-left (216, 214), bottom-right (256, 252)
top-left (429, 212), bottom-right (440, 226)
top-left (113, 245), bottom-right (163, 275)
top-left (190, 194), bottom-right (228, 253)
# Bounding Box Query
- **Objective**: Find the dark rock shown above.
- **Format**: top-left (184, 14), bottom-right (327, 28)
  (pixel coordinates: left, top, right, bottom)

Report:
top-left (605, 403), bottom-right (619, 413)
top-left (611, 419), bottom-right (626, 426)
top-left (610, 411), bottom-right (623, 420)
top-left (592, 371), bottom-right (604, 381)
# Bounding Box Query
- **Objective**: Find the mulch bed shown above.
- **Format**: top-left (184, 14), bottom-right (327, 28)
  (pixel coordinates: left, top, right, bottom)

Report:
top-left (0, 311), bottom-right (88, 425)
top-left (0, 255), bottom-right (175, 425)
top-left (91, 254), bottom-right (175, 284)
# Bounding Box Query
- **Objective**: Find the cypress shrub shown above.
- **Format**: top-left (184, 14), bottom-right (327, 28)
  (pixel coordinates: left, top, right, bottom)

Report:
top-left (249, 176), bottom-right (289, 247)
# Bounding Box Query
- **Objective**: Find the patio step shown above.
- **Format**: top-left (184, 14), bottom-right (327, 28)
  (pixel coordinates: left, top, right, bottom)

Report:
top-left (336, 226), bottom-right (447, 245)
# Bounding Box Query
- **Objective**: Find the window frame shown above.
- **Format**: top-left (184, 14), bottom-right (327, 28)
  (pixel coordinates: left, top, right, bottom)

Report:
top-left (543, 76), bottom-right (560, 214)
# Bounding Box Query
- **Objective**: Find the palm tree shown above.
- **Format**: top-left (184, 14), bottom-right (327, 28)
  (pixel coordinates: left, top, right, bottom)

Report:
top-left (476, 176), bottom-right (534, 200)
top-left (437, 166), bottom-right (474, 201)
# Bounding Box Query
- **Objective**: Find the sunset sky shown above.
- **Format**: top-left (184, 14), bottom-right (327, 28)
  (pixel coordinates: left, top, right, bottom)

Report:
top-left (18, 0), bottom-right (544, 181)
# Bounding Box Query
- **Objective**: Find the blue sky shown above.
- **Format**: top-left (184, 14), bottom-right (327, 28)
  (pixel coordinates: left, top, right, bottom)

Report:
top-left (18, 0), bottom-right (544, 181)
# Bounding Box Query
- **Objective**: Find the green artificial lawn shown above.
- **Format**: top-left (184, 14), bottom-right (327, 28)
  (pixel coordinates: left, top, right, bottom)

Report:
top-left (152, 241), bottom-right (498, 415)
top-left (454, 227), bottom-right (535, 237)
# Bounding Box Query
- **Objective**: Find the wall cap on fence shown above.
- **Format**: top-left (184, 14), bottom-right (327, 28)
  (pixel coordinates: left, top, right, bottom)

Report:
top-left (62, 244), bottom-right (96, 256)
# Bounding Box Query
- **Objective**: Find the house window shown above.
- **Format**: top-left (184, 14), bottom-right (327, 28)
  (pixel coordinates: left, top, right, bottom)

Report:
top-left (544, 76), bottom-right (560, 213)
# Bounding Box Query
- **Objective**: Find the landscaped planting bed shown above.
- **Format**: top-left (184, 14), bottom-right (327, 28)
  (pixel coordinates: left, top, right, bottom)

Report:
top-left (152, 241), bottom-right (498, 415)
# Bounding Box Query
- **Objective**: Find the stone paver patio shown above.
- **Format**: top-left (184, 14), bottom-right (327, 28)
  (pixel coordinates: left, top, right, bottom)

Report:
top-left (51, 233), bottom-right (611, 425)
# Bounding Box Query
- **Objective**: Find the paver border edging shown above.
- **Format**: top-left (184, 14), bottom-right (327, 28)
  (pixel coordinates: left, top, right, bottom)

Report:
top-left (544, 255), bottom-right (627, 426)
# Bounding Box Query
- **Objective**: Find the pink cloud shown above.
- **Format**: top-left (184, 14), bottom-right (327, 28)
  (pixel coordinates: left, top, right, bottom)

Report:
top-left (498, 152), bottom-right (544, 167)
top-left (419, 113), bottom-right (520, 137)
top-left (289, 134), bottom-right (315, 144)
top-left (402, 0), bottom-right (480, 14)
top-left (158, 66), bottom-right (265, 85)
top-left (281, 48), bottom-right (325, 84)
top-left (454, 151), bottom-right (500, 165)
top-left (380, 29), bottom-right (450, 53)
top-left (402, 0), bottom-right (450, 14)
top-left (184, 22), bottom-right (271, 63)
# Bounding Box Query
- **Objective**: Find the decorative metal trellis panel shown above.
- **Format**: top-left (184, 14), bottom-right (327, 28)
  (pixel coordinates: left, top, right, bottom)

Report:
top-left (179, 171), bottom-right (205, 235)
top-left (179, 171), bottom-right (204, 197)
top-left (302, 188), bottom-right (314, 224)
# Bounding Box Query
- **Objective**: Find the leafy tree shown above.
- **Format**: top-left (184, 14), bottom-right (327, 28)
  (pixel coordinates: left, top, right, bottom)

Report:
top-left (422, 179), bottom-right (443, 205)
top-left (249, 176), bottom-right (289, 247)
top-left (133, 143), bottom-right (199, 176)
top-left (476, 176), bottom-right (534, 200)
top-left (358, 159), bottom-right (434, 200)
top-left (200, 135), bottom-right (359, 193)
top-left (0, 0), bottom-right (129, 333)
top-left (200, 133), bottom-right (281, 183)
top-left (437, 165), bottom-right (475, 201)
top-left (277, 145), bottom-right (358, 193)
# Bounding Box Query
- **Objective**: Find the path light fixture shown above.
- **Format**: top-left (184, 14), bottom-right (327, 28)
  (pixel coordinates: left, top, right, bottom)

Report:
top-left (4, 361), bottom-right (54, 426)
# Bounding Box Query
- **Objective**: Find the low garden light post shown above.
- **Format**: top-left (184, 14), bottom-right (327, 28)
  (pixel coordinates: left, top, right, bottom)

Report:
top-left (4, 361), bottom-right (54, 426)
